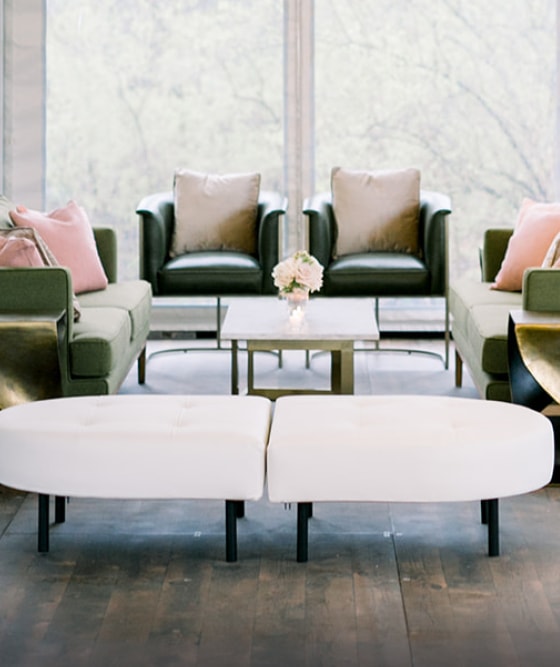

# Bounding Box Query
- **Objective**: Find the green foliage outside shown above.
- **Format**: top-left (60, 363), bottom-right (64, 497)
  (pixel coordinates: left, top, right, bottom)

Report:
top-left (46, 0), bottom-right (555, 282)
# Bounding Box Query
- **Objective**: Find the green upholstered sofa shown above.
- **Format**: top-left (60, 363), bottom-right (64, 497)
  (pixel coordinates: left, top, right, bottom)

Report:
top-left (450, 228), bottom-right (560, 401)
top-left (0, 196), bottom-right (152, 401)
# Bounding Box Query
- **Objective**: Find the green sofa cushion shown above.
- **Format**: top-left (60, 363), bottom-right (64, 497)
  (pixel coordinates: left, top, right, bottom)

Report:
top-left (70, 307), bottom-right (131, 377)
top-left (450, 278), bottom-right (522, 375)
top-left (77, 280), bottom-right (152, 341)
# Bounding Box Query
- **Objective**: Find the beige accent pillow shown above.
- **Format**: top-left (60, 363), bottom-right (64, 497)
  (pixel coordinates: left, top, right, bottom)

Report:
top-left (331, 167), bottom-right (421, 257)
top-left (542, 231), bottom-right (560, 269)
top-left (171, 169), bottom-right (261, 257)
top-left (0, 195), bottom-right (16, 229)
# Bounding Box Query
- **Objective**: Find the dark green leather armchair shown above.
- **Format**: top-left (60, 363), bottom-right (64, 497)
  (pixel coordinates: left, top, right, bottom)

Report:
top-left (136, 189), bottom-right (287, 339)
top-left (304, 189), bottom-right (452, 366)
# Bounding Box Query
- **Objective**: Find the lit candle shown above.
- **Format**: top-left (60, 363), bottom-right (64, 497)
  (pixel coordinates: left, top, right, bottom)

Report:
top-left (289, 305), bottom-right (304, 326)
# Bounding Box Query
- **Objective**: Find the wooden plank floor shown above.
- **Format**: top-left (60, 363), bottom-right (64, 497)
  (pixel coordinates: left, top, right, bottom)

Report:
top-left (1, 338), bottom-right (560, 666)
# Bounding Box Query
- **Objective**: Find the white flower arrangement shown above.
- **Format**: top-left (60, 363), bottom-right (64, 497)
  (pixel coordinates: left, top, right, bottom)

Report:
top-left (272, 250), bottom-right (324, 295)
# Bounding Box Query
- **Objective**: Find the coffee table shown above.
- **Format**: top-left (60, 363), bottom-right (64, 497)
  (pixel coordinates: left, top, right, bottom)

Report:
top-left (220, 297), bottom-right (379, 398)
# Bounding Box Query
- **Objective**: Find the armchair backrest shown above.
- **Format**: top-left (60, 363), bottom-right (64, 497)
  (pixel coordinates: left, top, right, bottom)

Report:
top-left (137, 190), bottom-right (287, 296)
top-left (305, 189), bottom-right (451, 296)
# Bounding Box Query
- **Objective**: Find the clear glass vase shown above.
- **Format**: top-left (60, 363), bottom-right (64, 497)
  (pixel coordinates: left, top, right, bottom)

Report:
top-left (284, 288), bottom-right (309, 326)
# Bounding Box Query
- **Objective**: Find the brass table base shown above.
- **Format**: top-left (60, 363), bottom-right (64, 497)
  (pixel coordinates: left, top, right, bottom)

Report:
top-left (0, 312), bottom-right (65, 410)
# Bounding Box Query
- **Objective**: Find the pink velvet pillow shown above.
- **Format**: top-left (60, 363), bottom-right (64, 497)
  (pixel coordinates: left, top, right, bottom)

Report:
top-left (0, 233), bottom-right (46, 267)
top-left (9, 201), bottom-right (108, 294)
top-left (492, 198), bottom-right (560, 291)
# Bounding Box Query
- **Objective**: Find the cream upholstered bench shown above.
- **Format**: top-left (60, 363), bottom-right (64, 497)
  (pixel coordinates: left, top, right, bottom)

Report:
top-left (0, 394), bottom-right (272, 562)
top-left (267, 395), bottom-right (554, 562)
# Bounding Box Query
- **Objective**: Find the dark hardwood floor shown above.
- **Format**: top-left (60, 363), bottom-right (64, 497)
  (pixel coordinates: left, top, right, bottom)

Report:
top-left (1, 337), bottom-right (559, 666)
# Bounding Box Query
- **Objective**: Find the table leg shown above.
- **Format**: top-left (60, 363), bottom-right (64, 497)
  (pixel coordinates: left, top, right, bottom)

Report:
top-left (55, 496), bottom-right (66, 523)
top-left (331, 351), bottom-right (341, 393)
top-left (225, 500), bottom-right (238, 562)
top-left (487, 498), bottom-right (500, 557)
top-left (331, 345), bottom-right (354, 394)
top-left (339, 345), bottom-right (354, 394)
top-left (248, 349), bottom-right (255, 395)
top-left (297, 502), bottom-right (312, 562)
top-left (231, 340), bottom-right (239, 395)
top-left (38, 494), bottom-right (49, 553)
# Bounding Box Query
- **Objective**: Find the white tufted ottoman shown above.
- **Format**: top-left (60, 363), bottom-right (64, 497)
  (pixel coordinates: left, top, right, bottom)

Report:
top-left (0, 394), bottom-right (272, 561)
top-left (267, 395), bottom-right (554, 562)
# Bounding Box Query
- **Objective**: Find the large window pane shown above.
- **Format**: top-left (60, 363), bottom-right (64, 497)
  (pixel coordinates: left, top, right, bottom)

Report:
top-left (47, 1), bottom-right (557, 282)
top-left (46, 0), bottom-right (283, 279)
top-left (315, 0), bottom-right (556, 279)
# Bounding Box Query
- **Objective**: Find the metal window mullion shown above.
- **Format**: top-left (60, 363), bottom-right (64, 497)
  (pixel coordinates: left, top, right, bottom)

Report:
top-left (284, 0), bottom-right (314, 255)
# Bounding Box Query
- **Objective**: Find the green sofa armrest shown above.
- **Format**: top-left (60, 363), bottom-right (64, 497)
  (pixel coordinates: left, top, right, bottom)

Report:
top-left (522, 268), bottom-right (560, 311)
top-left (481, 228), bottom-right (513, 282)
top-left (0, 266), bottom-right (73, 314)
top-left (0, 267), bottom-right (74, 378)
top-left (93, 227), bottom-right (118, 283)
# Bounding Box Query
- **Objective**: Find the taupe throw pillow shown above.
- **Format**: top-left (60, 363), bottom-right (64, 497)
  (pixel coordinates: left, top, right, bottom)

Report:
top-left (171, 169), bottom-right (261, 257)
top-left (331, 167), bottom-right (421, 257)
top-left (0, 195), bottom-right (16, 229)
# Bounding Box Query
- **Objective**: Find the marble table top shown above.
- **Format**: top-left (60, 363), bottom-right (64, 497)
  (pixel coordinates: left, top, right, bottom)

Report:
top-left (221, 297), bottom-right (380, 342)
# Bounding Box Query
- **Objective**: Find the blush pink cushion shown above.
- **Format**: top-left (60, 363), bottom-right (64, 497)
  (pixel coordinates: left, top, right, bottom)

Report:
top-left (492, 198), bottom-right (560, 291)
top-left (9, 201), bottom-right (108, 294)
top-left (0, 235), bottom-right (45, 267)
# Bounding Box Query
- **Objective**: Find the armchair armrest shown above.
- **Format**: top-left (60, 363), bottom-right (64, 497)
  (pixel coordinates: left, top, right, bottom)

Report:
top-left (136, 192), bottom-right (175, 294)
top-left (304, 192), bottom-right (335, 269)
top-left (522, 268), bottom-right (560, 311)
top-left (257, 190), bottom-right (288, 294)
top-left (481, 228), bottom-right (513, 282)
top-left (419, 190), bottom-right (452, 295)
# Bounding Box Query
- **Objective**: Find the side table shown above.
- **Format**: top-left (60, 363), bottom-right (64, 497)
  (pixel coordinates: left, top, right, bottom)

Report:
top-left (508, 309), bottom-right (560, 410)
top-left (0, 310), bottom-right (66, 409)
top-left (508, 309), bottom-right (560, 482)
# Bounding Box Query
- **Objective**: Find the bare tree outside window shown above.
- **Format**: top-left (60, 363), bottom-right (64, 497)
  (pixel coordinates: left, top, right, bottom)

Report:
top-left (47, 1), bottom-right (555, 281)
top-left (46, 0), bottom-right (283, 279)
top-left (315, 0), bottom-right (555, 278)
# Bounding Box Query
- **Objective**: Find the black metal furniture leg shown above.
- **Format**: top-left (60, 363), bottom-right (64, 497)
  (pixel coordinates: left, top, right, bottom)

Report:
top-left (487, 498), bottom-right (500, 557)
top-left (235, 500), bottom-right (245, 519)
top-left (225, 500), bottom-right (238, 563)
top-left (481, 499), bottom-right (488, 524)
top-left (38, 494), bottom-right (49, 553)
top-left (297, 502), bottom-right (312, 563)
top-left (55, 496), bottom-right (66, 523)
